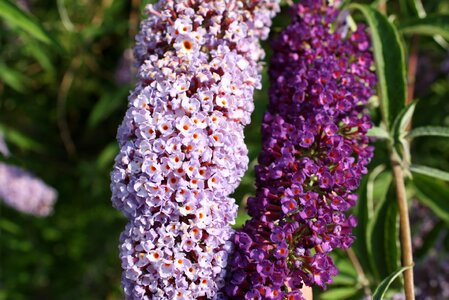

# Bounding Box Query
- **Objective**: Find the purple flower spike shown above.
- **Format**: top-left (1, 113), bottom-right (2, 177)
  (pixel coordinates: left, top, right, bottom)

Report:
top-left (225, 1), bottom-right (376, 298)
top-left (0, 163), bottom-right (57, 217)
top-left (110, 0), bottom-right (279, 298)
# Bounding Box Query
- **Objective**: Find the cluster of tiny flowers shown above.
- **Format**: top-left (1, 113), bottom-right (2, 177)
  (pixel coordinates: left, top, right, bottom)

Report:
top-left (110, 0), bottom-right (279, 298)
top-left (225, 1), bottom-right (376, 298)
top-left (0, 163), bottom-right (57, 217)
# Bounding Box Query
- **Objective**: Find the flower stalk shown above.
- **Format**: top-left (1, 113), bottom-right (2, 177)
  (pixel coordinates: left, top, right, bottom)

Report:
top-left (224, 1), bottom-right (377, 298)
top-left (110, 0), bottom-right (278, 298)
top-left (390, 150), bottom-right (415, 300)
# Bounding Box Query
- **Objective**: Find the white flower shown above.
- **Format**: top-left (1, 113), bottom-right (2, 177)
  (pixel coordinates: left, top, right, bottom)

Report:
top-left (148, 249), bottom-right (163, 263)
top-left (136, 252), bottom-right (150, 267)
top-left (181, 97), bottom-right (200, 114)
top-left (173, 18), bottom-right (192, 35)
top-left (179, 202), bottom-right (195, 216)
top-left (159, 260), bottom-right (174, 278)
top-left (174, 288), bottom-right (192, 300)
top-left (185, 263), bottom-right (198, 280)
top-left (175, 115), bottom-right (195, 136)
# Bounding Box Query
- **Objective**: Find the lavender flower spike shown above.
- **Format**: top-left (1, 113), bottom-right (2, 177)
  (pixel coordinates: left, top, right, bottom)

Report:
top-left (110, 0), bottom-right (279, 298)
top-left (225, 1), bottom-right (377, 298)
top-left (0, 163), bottom-right (57, 217)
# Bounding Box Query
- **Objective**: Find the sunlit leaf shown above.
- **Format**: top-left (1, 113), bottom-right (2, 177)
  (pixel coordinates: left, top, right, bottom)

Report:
top-left (367, 184), bottom-right (400, 280)
top-left (367, 126), bottom-right (391, 140)
top-left (320, 287), bottom-right (360, 300)
top-left (400, 15), bottom-right (449, 40)
top-left (399, 0), bottom-right (426, 18)
top-left (350, 4), bottom-right (407, 130)
top-left (407, 126), bottom-right (449, 139)
top-left (411, 164), bottom-right (449, 182)
top-left (392, 102), bottom-right (417, 163)
top-left (372, 265), bottom-right (413, 300)
top-left (413, 173), bottom-right (449, 223)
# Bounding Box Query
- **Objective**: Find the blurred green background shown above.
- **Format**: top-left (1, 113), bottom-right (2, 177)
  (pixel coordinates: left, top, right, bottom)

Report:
top-left (1, 0), bottom-right (449, 299)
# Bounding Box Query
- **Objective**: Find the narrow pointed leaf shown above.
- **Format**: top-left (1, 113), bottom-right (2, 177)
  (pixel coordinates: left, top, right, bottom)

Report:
top-left (87, 86), bottom-right (131, 128)
top-left (407, 126), bottom-right (449, 139)
top-left (350, 4), bottom-right (407, 130)
top-left (373, 265), bottom-right (413, 300)
top-left (413, 173), bottom-right (449, 223)
top-left (367, 183), bottom-right (400, 280)
top-left (320, 287), bottom-right (360, 300)
top-left (0, 124), bottom-right (43, 152)
top-left (400, 15), bottom-right (449, 40)
top-left (0, 0), bottom-right (62, 50)
top-left (97, 143), bottom-right (119, 170)
top-left (391, 102), bottom-right (417, 162)
top-left (399, 0), bottom-right (426, 17)
top-left (367, 126), bottom-right (391, 140)
top-left (0, 63), bottom-right (28, 92)
top-left (392, 101), bottom-right (417, 139)
top-left (411, 164), bottom-right (449, 182)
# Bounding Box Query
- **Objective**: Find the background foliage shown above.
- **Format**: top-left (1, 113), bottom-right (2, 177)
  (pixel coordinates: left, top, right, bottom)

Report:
top-left (1, 0), bottom-right (449, 299)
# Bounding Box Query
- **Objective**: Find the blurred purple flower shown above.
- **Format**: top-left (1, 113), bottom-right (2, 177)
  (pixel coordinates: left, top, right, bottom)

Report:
top-left (0, 162), bottom-right (57, 217)
top-left (408, 200), bottom-right (449, 300)
top-left (0, 132), bottom-right (10, 157)
top-left (16, 0), bottom-right (30, 12)
top-left (115, 48), bottom-right (134, 86)
top-left (225, 1), bottom-right (376, 298)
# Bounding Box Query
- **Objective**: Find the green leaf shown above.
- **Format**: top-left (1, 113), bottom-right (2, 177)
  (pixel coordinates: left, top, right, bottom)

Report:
top-left (23, 37), bottom-right (56, 73)
top-left (332, 272), bottom-right (358, 286)
top-left (87, 86), bottom-right (130, 128)
top-left (320, 287), bottom-right (360, 300)
top-left (370, 170), bottom-right (392, 208)
top-left (352, 177), bottom-right (372, 276)
top-left (350, 4), bottom-right (407, 130)
top-left (332, 251), bottom-right (358, 285)
top-left (233, 203), bottom-right (250, 229)
top-left (367, 184), bottom-right (400, 281)
top-left (399, 0), bottom-right (426, 18)
top-left (407, 126), bottom-right (449, 139)
top-left (0, 218), bottom-right (21, 235)
top-left (0, 124), bottom-right (43, 152)
top-left (0, 62), bottom-right (28, 92)
top-left (354, 168), bottom-right (392, 281)
top-left (411, 164), bottom-right (449, 182)
top-left (400, 15), bottom-right (449, 40)
top-left (367, 126), bottom-right (391, 140)
top-left (392, 101), bottom-right (417, 140)
top-left (0, 0), bottom-right (62, 50)
top-left (97, 143), bottom-right (118, 170)
top-left (372, 265), bottom-right (413, 300)
top-left (412, 173), bottom-right (449, 223)
top-left (391, 102), bottom-right (417, 163)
